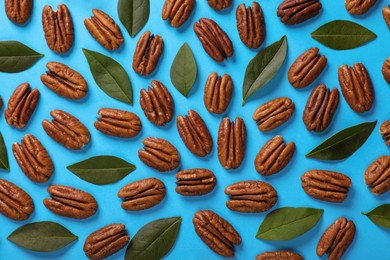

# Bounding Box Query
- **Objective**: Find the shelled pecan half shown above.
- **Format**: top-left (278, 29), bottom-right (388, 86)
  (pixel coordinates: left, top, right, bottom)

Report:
top-left (345, 0), bottom-right (377, 15)
top-left (364, 156), bottom-right (390, 195)
top-left (5, 0), bottom-right (32, 24)
top-left (204, 72), bottom-right (233, 114)
top-left (256, 251), bottom-right (304, 260)
top-left (207, 0), bottom-right (232, 11)
top-left (0, 179), bottom-right (34, 220)
top-left (162, 0), bottom-right (195, 27)
top-left (277, 0), bottom-right (322, 25)
top-left (383, 6), bottom-right (390, 29)
top-left (176, 168), bottom-right (216, 196)
top-left (382, 57), bottom-right (390, 84)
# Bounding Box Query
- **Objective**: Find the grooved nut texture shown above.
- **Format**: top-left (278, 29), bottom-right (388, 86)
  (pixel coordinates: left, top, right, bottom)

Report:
top-left (5, 0), bottom-right (32, 24)
top-left (345, 0), bottom-right (377, 15)
top-left (277, 0), bottom-right (322, 25)
top-left (364, 155), bottom-right (390, 195)
top-left (382, 57), bottom-right (390, 84)
top-left (255, 251), bottom-right (304, 260)
top-left (176, 168), bottom-right (216, 196)
top-left (383, 6), bottom-right (390, 29)
top-left (380, 120), bottom-right (390, 147)
top-left (0, 179), bottom-right (34, 220)
top-left (204, 72), bottom-right (233, 114)
top-left (162, 0), bottom-right (195, 27)
top-left (207, 0), bottom-right (232, 11)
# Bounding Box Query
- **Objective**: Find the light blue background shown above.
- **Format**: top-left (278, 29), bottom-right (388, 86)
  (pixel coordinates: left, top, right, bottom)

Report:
top-left (0, 0), bottom-right (389, 259)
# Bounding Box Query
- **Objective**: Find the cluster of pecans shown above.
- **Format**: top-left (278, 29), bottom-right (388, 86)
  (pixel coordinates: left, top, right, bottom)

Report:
top-left (1, 0), bottom-right (390, 259)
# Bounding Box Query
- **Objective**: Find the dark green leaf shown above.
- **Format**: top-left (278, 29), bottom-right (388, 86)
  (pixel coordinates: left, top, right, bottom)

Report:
top-left (362, 204), bottom-right (390, 229)
top-left (83, 49), bottom-right (133, 105)
top-left (7, 221), bottom-right (77, 252)
top-left (170, 43), bottom-right (197, 97)
top-left (0, 41), bottom-right (43, 73)
top-left (242, 36), bottom-right (288, 105)
top-left (0, 132), bottom-right (9, 171)
top-left (256, 207), bottom-right (323, 241)
top-left (118, 0), bottom-right (150, 37)
top-left (125, 217), bottom-right (182, 260)
top-left (311, 20), bottom-right (377, 50)
top-left (306, 121), bottom-right (377, 160)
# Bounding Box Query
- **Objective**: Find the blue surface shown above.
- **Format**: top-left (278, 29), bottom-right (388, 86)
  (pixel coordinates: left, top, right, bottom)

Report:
top-left (0, 0), bottom-right (389, 259)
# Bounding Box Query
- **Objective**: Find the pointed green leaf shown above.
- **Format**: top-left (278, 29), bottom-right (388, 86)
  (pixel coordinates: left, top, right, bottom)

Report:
top-left (0, 132), bottom-right (9, 171)
top-left (118, 0), bottom-right (150, 37)
top-left (363, 204), bottom-right (390, 229)
top-left (0, 41), bottom-right (43, 73)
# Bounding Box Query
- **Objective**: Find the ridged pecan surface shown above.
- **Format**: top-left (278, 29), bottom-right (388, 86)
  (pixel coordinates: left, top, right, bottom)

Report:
top-left (364, 156), bottom-right (390, 195)
top-left (380, 120), bottom-right (390, 146)
top-left (0, 179), bottom-right (34, 220)
top-left (382, 57), bottom-right (390, 84)
top-left (5, 0), bottom-right (32, 24)
top-left (176, 168), bottom-right (216, 196)
top-left (345, 0), bottom-right (377, 15)
top-left (162, 0), bottom-right (195, 27)
top-left (207, 0), bottom-right (232, 11)
top-left (203, 72), bottom-right (233, 114)
top-left (256, 251), bottom-right (304, 260)
top-left (383, 6), bottom-right (390, 29)
top-left (277, 0), bottom-right (322, 25)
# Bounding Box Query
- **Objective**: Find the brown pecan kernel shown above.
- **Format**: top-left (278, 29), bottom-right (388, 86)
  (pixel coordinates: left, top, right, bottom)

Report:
top-left (288, 47), bottom-right (327, 89)
top-left (84, 223), bottom-right (130, 260)
top-left (12, 134), bottom-right (54, 183)
top-left (380, 120), bottom-right (390, 146)
top-left (207, 0), bottom-right (232, 11)
top-left (43, 185), bottom-right (97, 219)
top-left (132, 31), bottom-right (164, 76)
top-left (177, 110), bottom-right (213, 157)
top-left (5, 0), bottom-right (32, 24)
top-left (217, 117), bottom-right (246, 170)
top-left (255, 135), bottom-right (295, 176)
top-left (5, 83), bottom-right (39, 129)
top-left (204, 72), bottom-right (233, 114)
top-left (84, 9), bottom-right (124, 50)
top-left (384, 6), bottom-right (390, 29)
top-left (364, 156), bottom-right (390, 195)
top-left (277, 0), bottom-right (322, 25)
top-left (193, 210), bottom-right (241, 258)
top-left (382, 57), bottom-right (390, 84)
top-left (0, 179), bottom-right (34, 220)
top-left (338, 63), bottom-right (374, 113)
top-left (252, 97), bottom-right (295, 132)
top-left (301, 170), bottom-right (352, 203)
top-left (176, 168), bottom-right (216, 196)
top-left (42, 109), bottom-right (91, 150)
top-left (317, 218), bottom-right (355, 260)
top-left (41, 62), bottom-right (88, 100)
top-left (303, 84), bottom-right (340, 132)
top-left (194, 18), bottom-right (234, 62)
top-left (162, 0), bottom-right (195, 28)
top-left (236, 2), bottom-right (266, 49)
top-left (138, 137), bottom-right (180, 172)
top-left (345, 0), bottom-right (377, 15)
top-left (256, 251), bottom-right (304, 260)
top-left (42, 4), bottom-right (74, 53)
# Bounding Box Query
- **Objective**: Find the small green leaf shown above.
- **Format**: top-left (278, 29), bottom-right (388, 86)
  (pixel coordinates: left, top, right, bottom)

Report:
top-left (118, 0), bottom-right (150, 37)
top-left (83, 49), bottom-right (133, 105)
top-left (363, 204), bottom-right (390, 229)
top-left (170, 43), bottom-right (197, 97)
top-left (0, 41), bottom-right (43, 73)
top-left (8, 221), bottom-right (77, 252)
top-left (67, 155), bottom-right (136, 185)
top-left (125, 217), bottom-right (182, 260)
top-left (256, 207), bottom-right (323, 241)
top-left (0, 132), bottom-right (9, 171)
top-left (306, 121), bottom-right (377, 160)
top-left (242, 36), bottom-right (288, 105)
top-left (311, 20), bottom-right (377, 50)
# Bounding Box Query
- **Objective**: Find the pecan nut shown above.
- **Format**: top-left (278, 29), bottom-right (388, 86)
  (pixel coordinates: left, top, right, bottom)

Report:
top-left (42, 109), bottom-right (91, 150)
top-left (204, 72), bottom-right (233, 114)
top-left (0, 179), bottom-right (34, 220)
top-left (94, 108), bottom-right (141, 138)
top-left (207, 0), bottom-right (232, 11)
top-left (42, 4), bottom-right (74, 53)
top-left (380, 120), bottom-right (390, 146)
top-left (255, 135), bottom-right (295, 176)
top-left (193, 210), bottom-right (241, 257)
top-left (364, 156), bottom-right (390, 195)
top-left (288, 47), bottom-right (327, 89)
top-left (41, 62), bottom-right (88, 100)
top-left (303, 84), bottom-right (340, 132)
top-left (43, 185), bottom-right (97, 219)
top-left (162, 0), bottom-right (195, 28)
top-left (140, 80), bottom-right (174, 126)
top-left (138, 137), bottom-right (180, 172)
top-left (252, 97), bottom-right (295, 132)
top-left (5, 83), bottom-right (39, 128)
top-left (382, 57), bottom-right (390, 84)
top-left (383, 6), bottom-right (390, 29)
top-left (132, 31), bottom-right (164, 76)
top-left (118, 178), bottom-right (166, 211)
top-left (176, 168), bottom-right (216, 196)
top-left (217, 117), bottom-right (246, 170)
top-left (194, 18), bottom-right (234, 62)
top-left (338, 63), bottom-right (374, 113)
top-left (277, 0), bottom-right (322, 25)
top-left (345, 0), bottom-right (377, 15)
top-left (224, 180), bottom-right (277, 213)
top-left (256, 251), bottom-right (304, 260)
top-left (317, 218), bottom-right (355, 260)
top-left (84, 223), bottom-right (130, 259)
top-left (5, 0), bottom-right (32, 24)
top-left (301, 170), bottom-right (352, 203)
top-left (236, 2), bottom-right (266, 49)
top-left (84, 9), bottom-right (124, 50)
top-left (12, 134), bottom-right (54, 183)
top-left (177, 110), bottom-right (213, 157)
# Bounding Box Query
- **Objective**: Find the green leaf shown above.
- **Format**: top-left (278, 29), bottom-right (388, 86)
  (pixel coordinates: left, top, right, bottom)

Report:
top-left (311, 20), bottom-right (377, 50)
top-left (170, 43), bottom-right (197, 97)
top-left (256, 207), bottom-right (323, 241)
top-left (0, 132), bottom-right (9, 171)
top-left (67, 155), bottom-right (136, 185)
top-left (83, 49), bottom-right (133, 105)
top-left (118, 0), bottom-right (150, 37)
top-left (306, 121), bottom-right (377, 160)
top-left (0, 41), bottom-right (43, 73)
top-left (242, 36), bottom-right (288, 105)
top-left (125, 217), bottom-right (182, 260)
top-left (362, 204), bottom-right (390, 229)
top-left (7, 221), bottom-right (77, 252)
